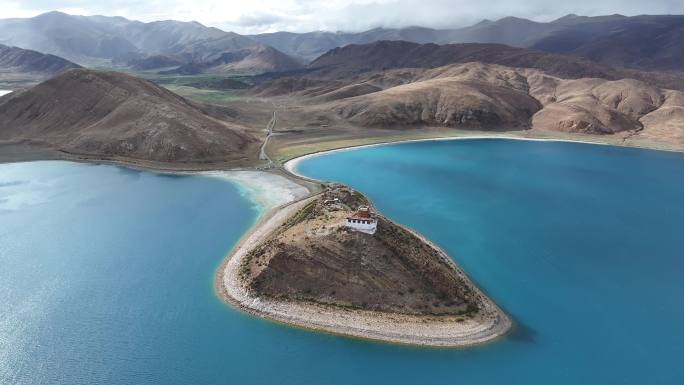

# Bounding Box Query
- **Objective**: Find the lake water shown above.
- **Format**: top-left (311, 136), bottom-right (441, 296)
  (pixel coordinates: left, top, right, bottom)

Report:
top-left (1, 139), bottom-right (683, 384)
top-left (295, 139), bottom-right (684, 384)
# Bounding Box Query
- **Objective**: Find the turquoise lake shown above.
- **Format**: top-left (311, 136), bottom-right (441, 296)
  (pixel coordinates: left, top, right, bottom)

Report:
top-left (2, 139), bottom-right (684, 384)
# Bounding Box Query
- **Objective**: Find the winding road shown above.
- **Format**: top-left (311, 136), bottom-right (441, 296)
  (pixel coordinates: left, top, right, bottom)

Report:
top-left (259, 107), bottom-right (278, 167)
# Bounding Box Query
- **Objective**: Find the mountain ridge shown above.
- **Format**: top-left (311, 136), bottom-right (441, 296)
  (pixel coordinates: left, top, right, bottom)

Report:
top-left (0, 44), bottom-right (81, 75)
top-left (250, 14), bottom-right (684, 71)
top-left (0, 11), bottom-right (302, 74)
top-left (3, 12), bottom-right (683, 73)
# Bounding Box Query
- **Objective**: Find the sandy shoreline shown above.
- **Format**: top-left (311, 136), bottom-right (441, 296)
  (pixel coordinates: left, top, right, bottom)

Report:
top-left (283, 134), bottom-right (649, 177)
top-left (198, 170), bottom-right (310, 210)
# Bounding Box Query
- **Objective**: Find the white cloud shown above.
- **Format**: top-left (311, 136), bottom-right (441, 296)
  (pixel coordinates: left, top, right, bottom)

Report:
top-left (2, 1), bottom-right (43, 18)
top-left (4, 0), bottom-right (684, 33)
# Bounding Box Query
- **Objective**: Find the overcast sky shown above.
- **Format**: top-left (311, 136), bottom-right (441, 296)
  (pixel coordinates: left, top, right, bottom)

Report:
top-left (4, 0), bottom-right (684, 34)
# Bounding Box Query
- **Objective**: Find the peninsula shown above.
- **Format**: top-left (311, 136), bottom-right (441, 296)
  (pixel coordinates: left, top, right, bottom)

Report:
top-left (218, 184), bottom-right (511, 346)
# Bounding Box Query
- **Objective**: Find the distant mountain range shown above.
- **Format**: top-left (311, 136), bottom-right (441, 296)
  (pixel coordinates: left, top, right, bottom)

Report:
top-left (251, 14), bottom-right (684, 71)
top-left (1, 11), bottom-right (683, 76)
top-left (2, 12), bottom-right (684, 75)
top-left (0, 11), bottom-right (302, 74)
top-left (531, 15), bottom-right (684, 71)
top-left (0, 44), bottom-right (80, 75)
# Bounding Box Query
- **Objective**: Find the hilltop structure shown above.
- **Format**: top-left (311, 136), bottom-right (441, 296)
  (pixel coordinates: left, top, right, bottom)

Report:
top-left (345, 205), bottom-right (378, 234)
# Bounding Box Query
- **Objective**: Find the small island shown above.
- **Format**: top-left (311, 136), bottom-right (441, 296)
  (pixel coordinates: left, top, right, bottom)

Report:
top-left (219, 184), bottom-right (511, 346)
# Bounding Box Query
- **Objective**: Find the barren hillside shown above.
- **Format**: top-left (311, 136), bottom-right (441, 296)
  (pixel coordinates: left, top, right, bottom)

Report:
top-left (254, 62), bottom-right (684, 145)
top-left (0, 69), bottom-right (261, 164)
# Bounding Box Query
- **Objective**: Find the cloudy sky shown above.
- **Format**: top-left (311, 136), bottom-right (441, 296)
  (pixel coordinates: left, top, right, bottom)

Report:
top-left (4, 0), bottom-right (684, 34)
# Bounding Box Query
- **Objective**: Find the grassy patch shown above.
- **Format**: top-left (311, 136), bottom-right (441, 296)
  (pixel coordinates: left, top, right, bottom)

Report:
top-left (144, 74), bottom-right (249, 105)
top-left (279, 201), bottom-right (318, 232)
top-left (161, 84), bottom-right (241, 105)
top-left (153, 73), bottom-right (246, 84)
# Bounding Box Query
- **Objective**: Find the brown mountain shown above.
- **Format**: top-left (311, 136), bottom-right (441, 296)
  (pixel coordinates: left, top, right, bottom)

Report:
top-left (333, 74), bottom-right (541, 129)
top-left (256, 62), bottom-right (684, 146)
top-left (308, 41), bottom-right (622, 80)
top-left (304, 40), bottom-right (684, 93)
top-left (0, 44), bottom-right (80, 75)
top-left (0, 69), bottom-right (260, 164)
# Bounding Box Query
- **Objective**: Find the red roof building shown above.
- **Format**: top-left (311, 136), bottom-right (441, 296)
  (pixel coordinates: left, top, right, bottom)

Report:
top-left (345, 206), bottom-right (377, 234)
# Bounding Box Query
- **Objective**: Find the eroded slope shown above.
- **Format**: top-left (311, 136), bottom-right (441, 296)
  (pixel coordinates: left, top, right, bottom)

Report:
top-left (240, 187), bottom-right (481, 316)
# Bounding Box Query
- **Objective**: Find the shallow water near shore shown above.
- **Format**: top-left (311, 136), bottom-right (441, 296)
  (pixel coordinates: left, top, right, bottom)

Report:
top-left (1, 139), bottom-right (684, 384)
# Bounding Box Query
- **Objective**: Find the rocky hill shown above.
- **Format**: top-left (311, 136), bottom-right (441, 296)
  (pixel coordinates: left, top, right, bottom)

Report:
top-left (333, 75), bottom-right (541, 129)
top-left (240, 186), bottom-right (482, 316)
top-left (0, 69), bottom-right (260, 164)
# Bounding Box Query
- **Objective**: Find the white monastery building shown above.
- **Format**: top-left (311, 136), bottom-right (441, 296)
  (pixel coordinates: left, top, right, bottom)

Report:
top-left (345, 206), bottom-right (378, 235)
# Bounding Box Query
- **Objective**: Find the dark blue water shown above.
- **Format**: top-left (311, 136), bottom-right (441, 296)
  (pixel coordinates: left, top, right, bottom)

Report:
top-left (1, 139), bottom-right (683, 385)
